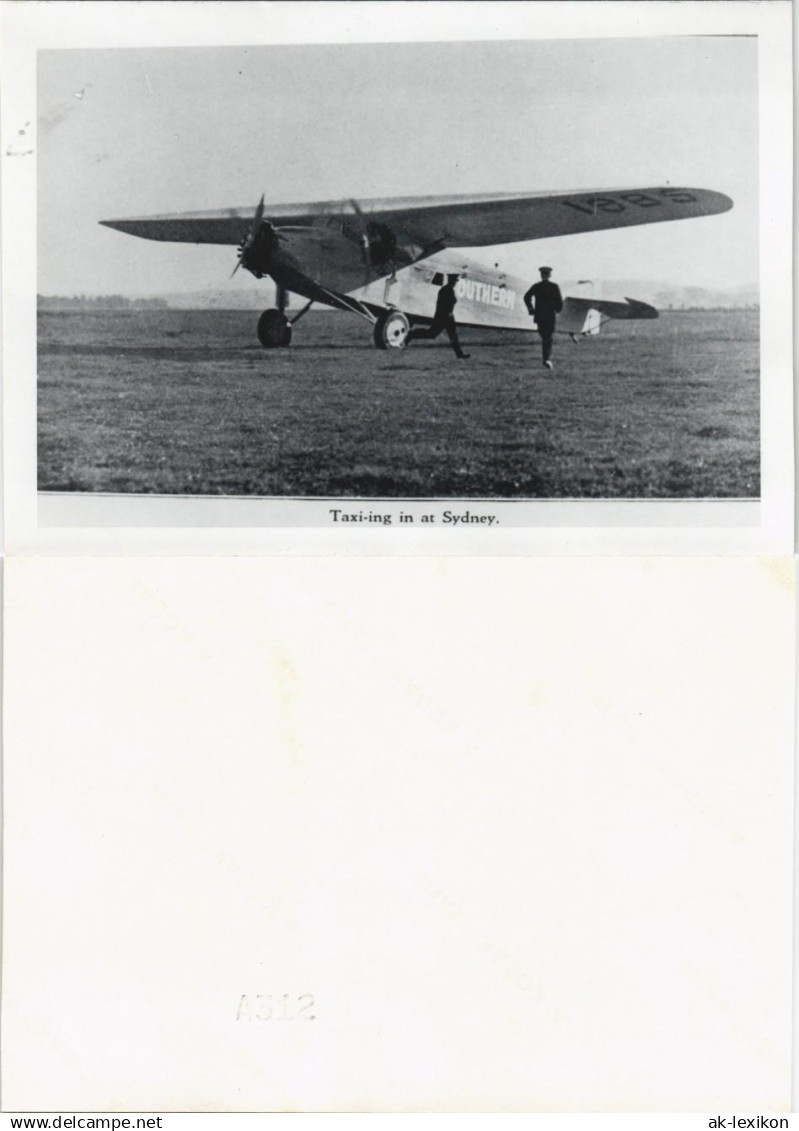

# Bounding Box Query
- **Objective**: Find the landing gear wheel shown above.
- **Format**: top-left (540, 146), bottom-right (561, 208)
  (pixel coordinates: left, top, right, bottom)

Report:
top-left (373, 309), bottom-right (410, 350)
top-left (257, 308), bottom-right (292, 348)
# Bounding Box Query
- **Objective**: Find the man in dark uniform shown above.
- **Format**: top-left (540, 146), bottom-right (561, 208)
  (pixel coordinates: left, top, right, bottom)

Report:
top-left (407, 274), bottom-right (470, 359)
top-left (524, 266), bottom-right (563, 369)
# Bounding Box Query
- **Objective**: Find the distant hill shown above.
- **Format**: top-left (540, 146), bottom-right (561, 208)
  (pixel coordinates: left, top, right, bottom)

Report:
top-left (155, 288), bottom-right (308, 311)
top-left (38, 294), bottom-right (169, 310)
top-left (572, 280), bottom-right (758, 310)
top-left (39, 280), bottom-right (759, 312)
top-left (556, 275), bottom-right (755, 307)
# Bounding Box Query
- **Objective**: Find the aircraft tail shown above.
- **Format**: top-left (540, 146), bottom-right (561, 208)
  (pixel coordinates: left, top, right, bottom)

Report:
top-left (558, 295), bottom-right (658, 337)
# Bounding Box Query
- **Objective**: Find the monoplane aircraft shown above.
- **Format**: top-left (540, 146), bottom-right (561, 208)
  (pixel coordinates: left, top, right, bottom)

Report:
top-left (100, 186), bottom-right (732, 350)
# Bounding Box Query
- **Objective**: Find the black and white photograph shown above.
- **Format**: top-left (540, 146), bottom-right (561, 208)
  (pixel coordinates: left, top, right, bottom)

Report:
top-left (36, 34), bottom-right (759, 508)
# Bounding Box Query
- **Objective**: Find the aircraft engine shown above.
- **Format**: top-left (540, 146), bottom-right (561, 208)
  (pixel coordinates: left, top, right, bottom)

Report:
top-left (237, 220), bottom-right (280, 279)
top-left (346, 199), bottom-right (408, 274)
top-left (233, 195), bottom-right (282, 280)
top-left (364, 222), bottom-right (397, 268)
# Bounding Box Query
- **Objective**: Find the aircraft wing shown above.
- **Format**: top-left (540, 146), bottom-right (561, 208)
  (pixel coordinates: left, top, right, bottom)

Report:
top-left (100, 186), bottom-right (732, 248)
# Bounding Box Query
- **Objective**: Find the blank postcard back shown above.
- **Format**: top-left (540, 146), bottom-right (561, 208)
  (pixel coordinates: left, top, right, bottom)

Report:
top-left (3, 555), bottom-right (794, 1112)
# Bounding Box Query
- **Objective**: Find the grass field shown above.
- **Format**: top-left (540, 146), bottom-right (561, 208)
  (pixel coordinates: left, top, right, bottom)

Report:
top-left (37, 308), bottom-right (759, 498)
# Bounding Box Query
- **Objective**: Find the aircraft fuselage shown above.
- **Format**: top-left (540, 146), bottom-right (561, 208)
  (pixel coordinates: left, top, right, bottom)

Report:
top-left (251, 222), bottom-right (530, 329)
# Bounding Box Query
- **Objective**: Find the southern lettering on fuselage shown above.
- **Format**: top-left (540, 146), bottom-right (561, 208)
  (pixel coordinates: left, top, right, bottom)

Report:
top-left (455, 278), bottom-right (517, 311)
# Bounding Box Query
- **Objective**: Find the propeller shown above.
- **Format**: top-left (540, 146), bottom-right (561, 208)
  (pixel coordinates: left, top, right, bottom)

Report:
top-left (349, 198), bottom-right (373, 275)
top-left (232, 194), bottom-right (268, 278)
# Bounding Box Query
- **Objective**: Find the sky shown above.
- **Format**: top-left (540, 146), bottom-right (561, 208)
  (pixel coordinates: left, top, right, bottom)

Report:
top-left (38, 37), bottom-right (758, 296)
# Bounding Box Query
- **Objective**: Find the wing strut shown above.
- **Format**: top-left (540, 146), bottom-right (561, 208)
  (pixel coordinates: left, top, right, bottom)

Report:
top-left (312, 283), bottom-right (378, 324)
top-left (289, 299), bottom-right (315, 326)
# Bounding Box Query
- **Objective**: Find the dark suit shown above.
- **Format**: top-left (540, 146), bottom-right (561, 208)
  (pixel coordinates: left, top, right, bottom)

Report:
top-left (407, 283), bottom-right (467, 358)
top-left (524, 279), bottom-right (563, 363)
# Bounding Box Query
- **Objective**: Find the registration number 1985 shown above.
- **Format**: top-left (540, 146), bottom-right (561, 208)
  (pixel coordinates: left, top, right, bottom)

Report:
top-left (563, 188), bottom-right (698, 215)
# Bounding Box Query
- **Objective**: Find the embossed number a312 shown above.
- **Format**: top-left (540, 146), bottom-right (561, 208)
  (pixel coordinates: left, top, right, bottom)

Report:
top-left (236, 993), bottom-right (316, 1021)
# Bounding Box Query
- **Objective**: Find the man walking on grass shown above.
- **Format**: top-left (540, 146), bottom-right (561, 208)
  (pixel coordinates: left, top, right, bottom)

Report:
top-left (524, 266), bottom-right (563, 369)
